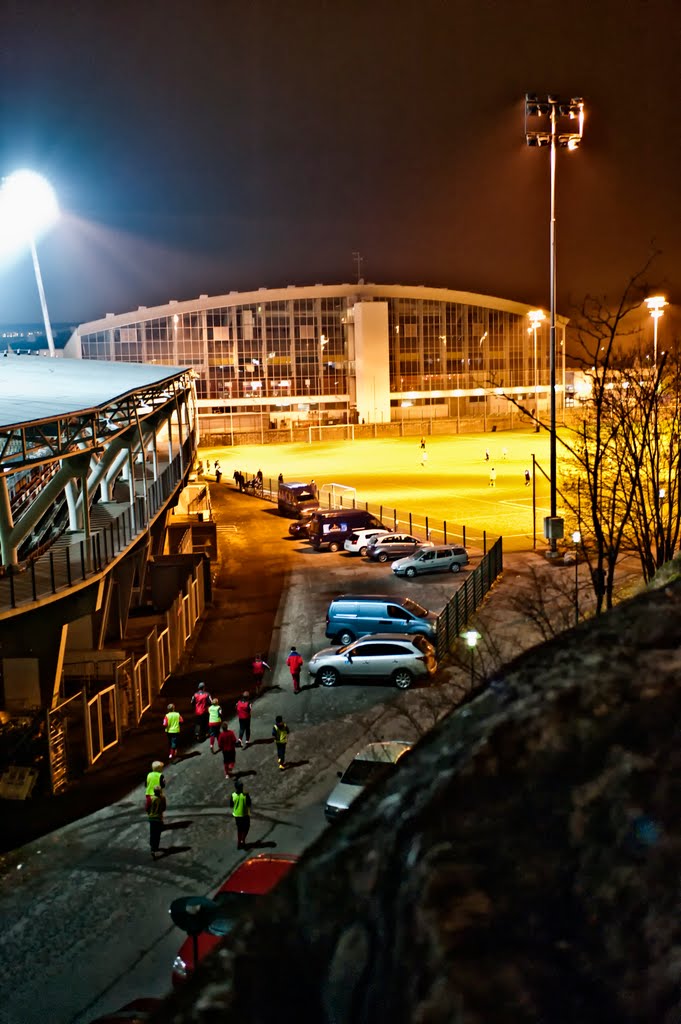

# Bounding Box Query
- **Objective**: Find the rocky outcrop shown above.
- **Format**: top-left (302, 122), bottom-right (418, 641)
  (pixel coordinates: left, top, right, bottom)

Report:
top-left (164, 581), bottom-right (681, 1024)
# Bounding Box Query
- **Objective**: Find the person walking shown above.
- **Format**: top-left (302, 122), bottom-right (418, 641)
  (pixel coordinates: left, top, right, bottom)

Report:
top-left (420, 437), bottom-right (426, 450)
top-left (502, 446), bottom-right (508, 460)
top-left (485, 447), bottom-right (490, 462)
top-left (421, 449), bottom-right (428, 468)
top-left (208, 697), bottom-right (223, 752)
top-left (489, 467), bottom-right (497, 487)
top-left (235, 691), bottom-right (253, 747)
top-left (191, 682), bottom-right (212, 741)
top-left (217, 721), bottom-right (238, 778)
top-left (286, 645), bottom-right (304, 694)
top-left (272, 715), bottom-right (289, 770)
top-left (148, 785), bottom-right (166, 859)
top-left (278, 472), bottom-right (284, 484)
top-left (145, 760), bottom-right (165, 811)
top-left (215, 466), bottom-right (222, 483)
top-left (163, 703), bottom-right (183, 760)
top-left (251, 653), bottom-right (270, 695)
top-left (524, 468), bottom-right (531, 486)
top-left (230, 779), bottom-right (251, 850)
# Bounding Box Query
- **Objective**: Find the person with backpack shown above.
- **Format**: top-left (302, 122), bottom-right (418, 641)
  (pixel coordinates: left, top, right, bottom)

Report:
top-left (208, 697), bottom-right (223, 752)
top-left (251, 653), bottom-right (270, 695)
top-left (230, 779), bottom-right (252, 850)
top-left (286, 645), bottom-right (304, 694)
top-left (148, 786), bottom-right (166, 859)
top-left (272, 715), bottom-right (290, 770)
top-left (191, 682), bottom-right (212, 741)
top-left (235, 691), bottom-right (253, 748)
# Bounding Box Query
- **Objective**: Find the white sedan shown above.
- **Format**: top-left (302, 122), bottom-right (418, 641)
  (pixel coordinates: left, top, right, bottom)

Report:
top-left (343, 528), bottom-right (393, 556)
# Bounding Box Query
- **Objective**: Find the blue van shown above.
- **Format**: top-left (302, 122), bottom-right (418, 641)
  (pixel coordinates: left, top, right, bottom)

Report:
top-left (325, 594), bottom-right (438, 645)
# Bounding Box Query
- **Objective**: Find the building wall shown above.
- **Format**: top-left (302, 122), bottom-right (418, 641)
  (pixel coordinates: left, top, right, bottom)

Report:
top-left (70, 284), bottom-right (564, 425)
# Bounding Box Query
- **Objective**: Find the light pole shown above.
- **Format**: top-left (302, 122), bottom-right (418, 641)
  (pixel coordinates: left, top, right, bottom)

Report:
top-left (644, 295), bottom-right (666, 368)
top-left (527, 309), bottom-right (545, 428)
top-left (525, 94), bottom-right (585, 554)
top-left (319, 334), bottom-right (329, 430)
top-left (0, 170), bottom-right (60, 357)
top-left (462, 629), bottom-right (481, 690)
top-left (572, 530), bottom-right (581, 626)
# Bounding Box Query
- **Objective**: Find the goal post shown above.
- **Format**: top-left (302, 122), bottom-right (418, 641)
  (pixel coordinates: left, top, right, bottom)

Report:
top-left (319, 482), bottom-right (357, 509)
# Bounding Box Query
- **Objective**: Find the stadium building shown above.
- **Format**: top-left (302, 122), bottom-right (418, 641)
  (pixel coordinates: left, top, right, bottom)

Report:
top-left (66, 283), bottom-right (567, 436)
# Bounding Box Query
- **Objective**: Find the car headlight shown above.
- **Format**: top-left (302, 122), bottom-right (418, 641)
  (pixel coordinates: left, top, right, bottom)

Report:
top-left (172, 955), bottom-right (188, 979)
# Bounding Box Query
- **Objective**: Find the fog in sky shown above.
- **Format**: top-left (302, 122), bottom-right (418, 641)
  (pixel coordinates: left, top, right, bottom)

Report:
top-left (1, 0), bottom-right (679, 325)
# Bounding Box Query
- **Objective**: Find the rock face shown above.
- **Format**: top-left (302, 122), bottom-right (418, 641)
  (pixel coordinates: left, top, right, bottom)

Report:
top-left (165, 582), bottom-right (681, 1024)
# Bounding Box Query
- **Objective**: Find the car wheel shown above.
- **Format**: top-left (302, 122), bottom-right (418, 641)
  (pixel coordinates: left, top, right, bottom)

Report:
top-left (338, 630), bottom-right (355, 645)
top-left (393, 668), bottom-right (413, 690)
top-left (319, 667), bottom-right (339, 687)
top-left (405, 567), bottom-right (417, 578)
top-left (377, 552), bottom-right (389, 563)
top-left (359, 545), bottom-right (368, 556)
top-left (449, 562), bottom-right (461, 573)
top-left (329, 540), bottom-right (341, 553)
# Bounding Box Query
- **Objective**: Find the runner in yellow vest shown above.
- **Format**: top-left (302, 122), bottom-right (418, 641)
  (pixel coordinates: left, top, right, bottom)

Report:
top-left (145, 760), bottom-right (165, 811)
top-left (163, 703), bottom-right (183, 761)
top-left (208, 697), bottom-right (222, 753)
top-left (230, 779), bottom-right (252, 849)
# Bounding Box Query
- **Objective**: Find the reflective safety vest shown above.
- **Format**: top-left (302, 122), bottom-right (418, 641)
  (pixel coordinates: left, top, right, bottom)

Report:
top-left (273, 722), bottom-right (289, 744)
top-left (232, 792), bottom-right (249, 818)
top-left (165, 710), bottom-right (181, 734)
top-left (208, 704), bottom-right (222, 724)
top-left (145, 770), bottom-right (162, 796)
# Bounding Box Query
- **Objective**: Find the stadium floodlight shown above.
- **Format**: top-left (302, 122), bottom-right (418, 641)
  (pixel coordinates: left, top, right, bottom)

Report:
top-left (524, 94), bottom-right (586, 554)
top-left (644, 295), bottom-right (666, 367)
top-left (0, 170), bottom-right (59, 356)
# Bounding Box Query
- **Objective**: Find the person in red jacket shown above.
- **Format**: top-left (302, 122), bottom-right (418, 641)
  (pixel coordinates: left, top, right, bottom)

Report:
top-left (191, 682), bottom-right (212, 741)
top-left (251, 653), bottom-right (270, 695)
top-left (216, 721), bottom-right (238, 778)
top-left (235, 691), bottom-right (253, 747)
top-left (286, 645), bottom-right (304, 694)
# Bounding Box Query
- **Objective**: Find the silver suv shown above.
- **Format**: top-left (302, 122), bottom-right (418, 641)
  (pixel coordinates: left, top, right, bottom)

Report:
top-left (324, 740), bottom-right (412, 822)
top-left (366, 533), bottom-right (430, 562)
top-left (392, 544), bottom-right (469, 577)
top-left (308, 633), bottom-right (437, 690)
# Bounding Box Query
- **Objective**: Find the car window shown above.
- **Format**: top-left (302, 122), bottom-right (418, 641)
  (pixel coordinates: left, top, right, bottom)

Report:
top-left (437, 550), bottom-right (452, 559)
top-left (387, 604), bottom-right (409, 620)
top-left (422, 551), bottom-right (435, 561)
top-left (352, 643), bottom-right (397, 657)
top-left (340, 760), bottom-right (397, 787)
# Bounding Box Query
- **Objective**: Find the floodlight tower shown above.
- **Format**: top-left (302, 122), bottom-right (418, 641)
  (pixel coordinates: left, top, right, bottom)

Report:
top-left (645, 295), bottom-right (666, 368)
top-left (0, 170), bottom-right (59, 356)
top-left (525, 94), bottom-right (585, 553)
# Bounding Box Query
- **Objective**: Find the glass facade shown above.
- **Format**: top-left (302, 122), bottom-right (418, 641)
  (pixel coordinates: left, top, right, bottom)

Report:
top-left (75, 286), bottom-right (551, 421)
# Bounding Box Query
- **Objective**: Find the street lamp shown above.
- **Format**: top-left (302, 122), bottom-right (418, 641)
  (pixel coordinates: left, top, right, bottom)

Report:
top-left (525, 94), bottom-right (585, 554)
top-left (572, 530), bottom-right (581, 626)
top-left (319, 334), bottom-right (329, 429)
top-left (462, 629), bottom-right (481, 690)
top-left (0, 170), bottom-right (59, 356)
top-left (644, 295), bottom-right (666, 368)
top-left (527, 309), bottom-right (546, 427)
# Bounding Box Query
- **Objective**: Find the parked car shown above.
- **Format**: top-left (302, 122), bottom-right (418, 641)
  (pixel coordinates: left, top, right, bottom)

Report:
top-left (288, 506), bottom-right (320, 539)
top-left (365, 533), bottom-right (431, 562)
top-left (392, 544), bottom-right (469, 578)
top-left (343, 528), bottom-right (393, 556)
top-left (325, 593), bottom-right (439, 645)
top-left (325, 740), bottom-right (412, 822)
top-left (171, 854), bottom-right (297, 986)
top-left (309, 632), bottom-right (437, 690)
top-left (308, 509), bottom-right (386, 552)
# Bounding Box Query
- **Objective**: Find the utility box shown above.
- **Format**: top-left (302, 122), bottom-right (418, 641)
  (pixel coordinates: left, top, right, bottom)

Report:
top-left (544, 516), bottom-right (564, 540)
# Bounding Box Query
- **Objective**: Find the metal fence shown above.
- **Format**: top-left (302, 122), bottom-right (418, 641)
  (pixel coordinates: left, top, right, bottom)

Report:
top-left (435, 537), bottom-right (504, 660)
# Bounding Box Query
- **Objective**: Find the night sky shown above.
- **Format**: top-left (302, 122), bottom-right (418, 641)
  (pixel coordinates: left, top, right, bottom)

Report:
top-left (1, 0), bottom-right (680, 325)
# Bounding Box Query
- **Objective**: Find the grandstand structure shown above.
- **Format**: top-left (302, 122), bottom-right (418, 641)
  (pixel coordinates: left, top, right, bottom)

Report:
top-left (0, 356), bottom-right (201, 797)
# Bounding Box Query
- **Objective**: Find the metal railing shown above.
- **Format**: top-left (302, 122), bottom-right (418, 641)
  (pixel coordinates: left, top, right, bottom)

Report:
top-left (435, 537), bottom-right (504, 660)
top-left (0, 448), bottom-right (189, 612)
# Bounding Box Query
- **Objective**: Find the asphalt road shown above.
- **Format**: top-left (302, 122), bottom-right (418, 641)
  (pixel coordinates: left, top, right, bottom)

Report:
top-left (0, 484), bottom-right (470, 1024)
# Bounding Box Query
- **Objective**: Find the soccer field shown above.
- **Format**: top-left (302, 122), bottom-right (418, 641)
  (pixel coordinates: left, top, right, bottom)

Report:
top-left (199, 429), bottom-right (555, 553)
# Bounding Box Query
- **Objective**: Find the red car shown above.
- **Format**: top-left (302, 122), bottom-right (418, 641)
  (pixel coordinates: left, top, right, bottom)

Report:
top-left (171, 854), bottom-right (297, 986)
